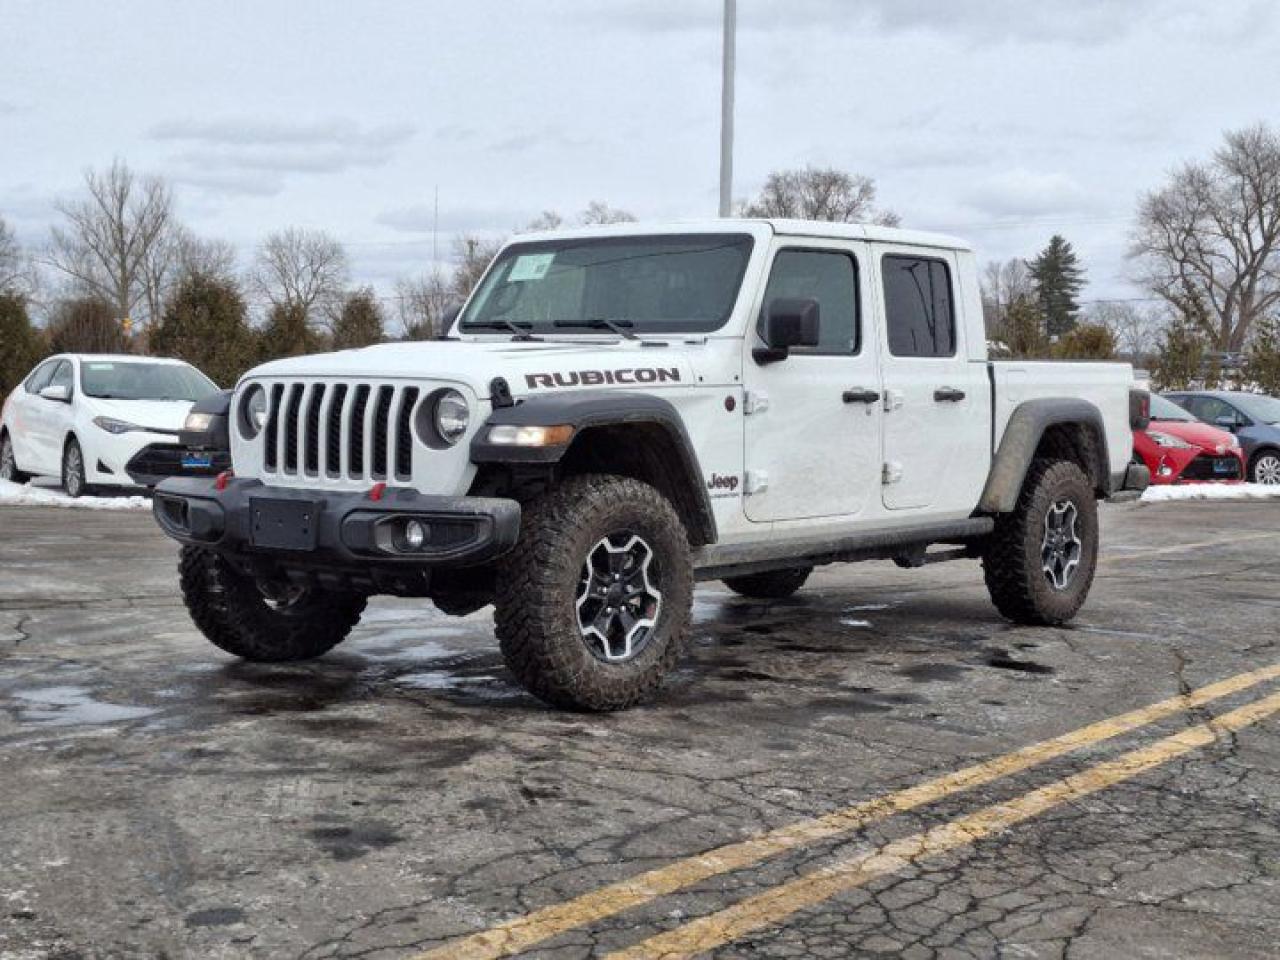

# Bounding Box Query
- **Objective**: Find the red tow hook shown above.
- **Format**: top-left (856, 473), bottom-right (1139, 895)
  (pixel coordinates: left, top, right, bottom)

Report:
top-left (368, 482), bottom-right (387, 502)
top-left (215, 470), bottom-right (234, 491)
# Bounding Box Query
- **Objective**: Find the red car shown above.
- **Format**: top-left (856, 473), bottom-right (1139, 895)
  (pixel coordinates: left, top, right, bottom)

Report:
top-left (1134, 394), bottom-right (1246, 484)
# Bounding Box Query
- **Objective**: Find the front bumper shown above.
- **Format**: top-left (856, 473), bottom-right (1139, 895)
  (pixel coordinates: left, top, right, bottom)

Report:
top-left (152, 476), bottom-right (521, 589)
top-left (126, 443), bottom-right (230, 486)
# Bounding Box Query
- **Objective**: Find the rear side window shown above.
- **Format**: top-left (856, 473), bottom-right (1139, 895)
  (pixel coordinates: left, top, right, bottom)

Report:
top-left (759, 249), bottom-right (860, 355)
top-left (883, 255), bottom-right (955, 358)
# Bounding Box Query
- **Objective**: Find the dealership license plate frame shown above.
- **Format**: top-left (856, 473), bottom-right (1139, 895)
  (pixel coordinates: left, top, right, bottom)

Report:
top-left (181, 453), bottom-right (213, 470)
top-left (249, 497), bottom-right (321, 551)
top-left (1214, 459), bottom-right (1236, 475)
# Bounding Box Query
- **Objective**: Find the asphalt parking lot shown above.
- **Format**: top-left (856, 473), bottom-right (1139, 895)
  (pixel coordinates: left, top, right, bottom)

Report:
top-left (1, 500), bottom-right (1278, 959)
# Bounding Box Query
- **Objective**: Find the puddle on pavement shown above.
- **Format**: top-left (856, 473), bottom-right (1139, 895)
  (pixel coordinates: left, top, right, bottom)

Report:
top-left (9, 685), bottom-right (158, 727)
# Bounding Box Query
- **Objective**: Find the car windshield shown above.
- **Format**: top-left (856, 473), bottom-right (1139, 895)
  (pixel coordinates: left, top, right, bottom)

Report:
top-left (1230, 393), bottom-right (1280, 424)
top-left (80, 361), bottom-right (217, 401)
top-left (458, 234), bottom-right (755, 336)
top-left (1150, 394), bottom-right (1195, 421)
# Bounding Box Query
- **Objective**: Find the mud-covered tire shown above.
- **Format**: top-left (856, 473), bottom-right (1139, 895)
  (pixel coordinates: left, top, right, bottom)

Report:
top-left (0, 433), bottom-right (30, 484)
top-left (722, 566), bottom-right (812, 599)
top-left (62, 437), bottom-right (89, 498)
top-left (178, 546), bottom-right (366, 661)
top-left (494, 474), bottom-right (693, 711)
top-left (982, 458), bottom-right (1098, 626)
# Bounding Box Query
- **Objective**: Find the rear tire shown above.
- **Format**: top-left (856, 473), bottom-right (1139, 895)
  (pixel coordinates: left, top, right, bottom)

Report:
top-left (722, 566), bottom-right (812, 599)
top-left (494, 474), bottom-right (693, 711)
top-left (62, 438), bottom-right (89, 498)
top-left (982, 458), bottom-right (1098, 626)
top-left (0, 433), bottom-right (30, 484)
top-left (178, 546), bottom-right (366, 661)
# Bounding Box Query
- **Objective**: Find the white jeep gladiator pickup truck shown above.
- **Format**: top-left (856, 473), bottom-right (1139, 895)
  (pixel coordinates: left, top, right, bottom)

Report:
top-left (153, 220), bottom-right (1150, 710)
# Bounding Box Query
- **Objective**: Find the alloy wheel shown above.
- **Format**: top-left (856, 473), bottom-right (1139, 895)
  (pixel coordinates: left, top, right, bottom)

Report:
top-left (1041, 499), bottom-right (1082, 591)
top-left (64, 445), bottom-right (84, 497)
top-left (0, 440), bottom-right (14, 481)
top-left (1254, 454), bottom-right (1280, 485)
top-left (575, 532), bottom-right (663, 662)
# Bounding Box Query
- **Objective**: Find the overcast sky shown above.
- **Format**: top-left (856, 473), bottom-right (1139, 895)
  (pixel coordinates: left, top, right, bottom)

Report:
top-left (2, 0), bottom-right (1278, 304)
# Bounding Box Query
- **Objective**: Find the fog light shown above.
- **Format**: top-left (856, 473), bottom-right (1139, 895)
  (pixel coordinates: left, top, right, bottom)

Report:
top-left (404, 519), bottom-right (427, 550)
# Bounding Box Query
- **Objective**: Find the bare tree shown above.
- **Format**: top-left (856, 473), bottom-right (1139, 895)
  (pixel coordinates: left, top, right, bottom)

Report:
top-left (980, 258), bottom-right (1035, 339)
top-left (44, 160), bottom-right (175, 327)
top-left (578, 201), bottom-right (636, 225)
top-left (250, 227), bottom-right (349, 328)
top-left (739, 167), bottom-right (899, 225)
top-left (395, 270), bottom-right (455, 339)
top-left (0, 215), bottom-right (23, 292)
top-left (1088, 301), bottom-right (1163, 366)
top-left (452, 233), bottom-right (504, 301)
top-left (1132, 123), bottom-right (1280, 352)
top-left (522, 211), bottom-right (564, 233)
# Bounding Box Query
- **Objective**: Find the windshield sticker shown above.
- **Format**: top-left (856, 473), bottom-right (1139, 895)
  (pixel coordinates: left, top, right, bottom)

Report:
top-left (508, 252), bottom-right (555, 282)
top-left (87, 363), bottom-right (117, 370)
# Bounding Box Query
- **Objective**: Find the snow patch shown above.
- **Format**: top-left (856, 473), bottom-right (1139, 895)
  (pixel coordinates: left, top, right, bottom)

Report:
top-left (0, 479), bottom-right (150, 511)
top-left (1141, 483), bottom-right (1280, 502)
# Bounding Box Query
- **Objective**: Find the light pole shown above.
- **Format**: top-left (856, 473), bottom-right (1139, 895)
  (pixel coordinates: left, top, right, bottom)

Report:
top-left (719, 0), bottom-right (736, 217)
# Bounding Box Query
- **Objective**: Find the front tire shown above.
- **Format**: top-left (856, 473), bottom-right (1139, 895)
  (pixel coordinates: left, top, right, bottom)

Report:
top-left (1250, 450), bottom-right (1280, 485)
top-left (0, 434), bottom-right (30, 484)
top-left (722, 566), bottom-right (812, 599)
top-left (494, 474), bottom-right (693, 711)
top-left (62, 438), bottom-right (89, 498)
top-left (982, 458), bottom-right (1098, 626)
top-left (178, 546), bottom-right (366, 661)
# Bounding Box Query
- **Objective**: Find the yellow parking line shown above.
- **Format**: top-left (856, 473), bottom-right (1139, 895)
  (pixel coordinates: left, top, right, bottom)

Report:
top-left (607, 689), bottom-right (1280, 960)
top-left (411, 663), bottom-right (1280, 960)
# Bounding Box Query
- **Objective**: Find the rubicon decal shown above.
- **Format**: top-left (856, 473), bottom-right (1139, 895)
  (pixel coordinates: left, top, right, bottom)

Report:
top-left (525, 368), bottom-right (681, 389)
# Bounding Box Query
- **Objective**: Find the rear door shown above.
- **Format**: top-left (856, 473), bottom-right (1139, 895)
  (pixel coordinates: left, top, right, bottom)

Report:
top-left (8, 360), bottom-right (56, 468)
top-left (876, 250), bottom-right (989, 512)
top-left (743, 240), bottom-right (883, 521)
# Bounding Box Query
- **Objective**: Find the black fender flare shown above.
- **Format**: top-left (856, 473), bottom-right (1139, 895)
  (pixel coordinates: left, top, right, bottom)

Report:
top-left (978, 398), bottom-right (1111, 514)
top-left (471, 390), bottom-right (716, 544)
top-left (181, 389), bottom-right (233, 451)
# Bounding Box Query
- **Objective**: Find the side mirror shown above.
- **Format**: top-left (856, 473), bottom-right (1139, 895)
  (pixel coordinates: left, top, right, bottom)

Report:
top-left (39, 385), bottom-right (70, 403)
top-left (1214, 416), bottom-right (1238, 432)
top-left (755, 298), bottom-right (820, 364)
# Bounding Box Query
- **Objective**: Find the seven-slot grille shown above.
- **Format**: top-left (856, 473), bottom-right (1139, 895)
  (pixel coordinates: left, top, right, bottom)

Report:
top-left (260, 381), bottom-right (421, 481)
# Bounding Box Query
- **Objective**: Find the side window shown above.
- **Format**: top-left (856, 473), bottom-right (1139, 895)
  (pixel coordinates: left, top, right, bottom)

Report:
top-left (47, 361), bottom-right (74, 394)
top-left (883, 255), bottom-right (955, 358)
top-left (24, 361), bottom-right (57, 394)
top-left (1178, 396), bottom-right (1209, 420)
top-left (759, 249), bottom-right (859, 355)
top-left (1198, 398), bottom-right (1246, 426)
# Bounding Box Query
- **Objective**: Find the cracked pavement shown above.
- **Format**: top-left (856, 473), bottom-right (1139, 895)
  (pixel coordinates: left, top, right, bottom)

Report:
top-left (0, 501), bottom-right (1278, 958)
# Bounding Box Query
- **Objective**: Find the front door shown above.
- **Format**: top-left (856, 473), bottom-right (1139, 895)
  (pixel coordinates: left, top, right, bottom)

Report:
top-left (876, 250), bottom-right (989, 512)
top-left (743, 241), bottom-right (882, 522)
top-left (28, 360), bottom-right (75, 474)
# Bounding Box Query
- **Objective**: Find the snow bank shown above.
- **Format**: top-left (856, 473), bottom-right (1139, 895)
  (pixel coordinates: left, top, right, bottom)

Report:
top-left (0, 479), bottom-right (151, 511)
top-left (1141, 483), bottom-right (1280, 503)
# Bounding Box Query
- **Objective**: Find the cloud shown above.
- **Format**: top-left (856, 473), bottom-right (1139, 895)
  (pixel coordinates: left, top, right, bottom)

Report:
top-left (0, 100), bottom-right (17, 115)
top-left (152, 117), bottom-right (416, 196)
top-left (488, 127), bottom-right (590, 154)
top-left (962, 169), bottom-right (1095, 219)
top-left (375, 203), bottom-right (531, 235)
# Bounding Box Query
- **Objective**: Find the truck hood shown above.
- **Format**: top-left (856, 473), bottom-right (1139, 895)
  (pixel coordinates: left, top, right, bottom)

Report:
top-left (246, 339), bottom-right (709, 398)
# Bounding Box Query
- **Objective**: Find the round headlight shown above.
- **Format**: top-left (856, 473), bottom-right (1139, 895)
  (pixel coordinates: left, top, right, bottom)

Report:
top-left (434, 390), bottom-right (470, 445)
top-left (240, 385), bottom-right (268, 439)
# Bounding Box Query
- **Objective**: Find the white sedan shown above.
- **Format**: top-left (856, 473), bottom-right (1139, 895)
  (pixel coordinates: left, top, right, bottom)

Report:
top-left (0, 354), bottom-right (220, 496)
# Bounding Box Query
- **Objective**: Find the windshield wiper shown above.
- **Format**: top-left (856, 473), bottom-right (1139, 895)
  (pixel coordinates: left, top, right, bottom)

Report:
top-left (553, 317), bottom-right (638, 340)
top-left (465, 319), bottom-right (541, 341)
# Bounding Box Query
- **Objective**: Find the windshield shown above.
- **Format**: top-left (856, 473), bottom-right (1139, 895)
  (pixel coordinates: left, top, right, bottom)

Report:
top-left (1150, 394), bottom-right (1195, 421)
top-left (80, 361), bottom-right (217, 401)
top-left (458, 234), bottom-right (755, 336)
top-left (1231, 393), bottom-right (1280, 424)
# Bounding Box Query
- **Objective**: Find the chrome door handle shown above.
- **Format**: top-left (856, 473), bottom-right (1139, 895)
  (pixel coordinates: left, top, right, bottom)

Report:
top-left (843, 388), bottom-right (881, 404)
top-left (933, 387), bottom-right (966, 402)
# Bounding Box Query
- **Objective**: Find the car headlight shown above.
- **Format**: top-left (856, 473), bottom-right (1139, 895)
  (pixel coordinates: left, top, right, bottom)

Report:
top-left (1147, 430), bottom-right (1194, 449)
top-left (184, 412), bottom-right (214, 433)
top-left (434, 389), bottom-right (470, 445)
top-left (93, 416), bottom-right (143, 435)
top-left (239, 385), bottom-right (269, 439)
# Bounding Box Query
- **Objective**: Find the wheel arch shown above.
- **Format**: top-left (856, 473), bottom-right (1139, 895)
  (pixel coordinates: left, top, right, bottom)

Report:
top-left (471, 390), bottom-right (716, 546)
top-left (978, 398), bottom-right (1111, 514)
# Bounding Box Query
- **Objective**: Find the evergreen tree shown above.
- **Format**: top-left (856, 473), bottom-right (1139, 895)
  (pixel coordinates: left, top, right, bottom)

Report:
top-left (259, 302), bottom-right (317, 361)
top-left (0, 292), bottom-right (46, 394)
top-left (149, 274), bottom-right (255, 387)
top-left (1152, 317), bottom-right (1207, 390)
top-left (332, 287), bottom-right (385, 350)
top-left (1028, 235), bottom-right (1086, 338)
top-left (1244, 315), bottom-right (1280, 395)
top-left (47, 297), bottom-right (126, 354)
top-left (1003, 295), bottom-right (1050, 358)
